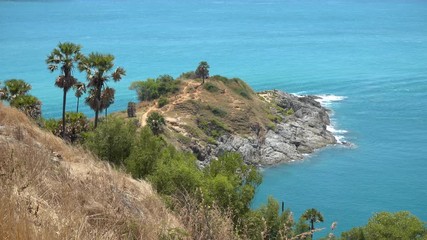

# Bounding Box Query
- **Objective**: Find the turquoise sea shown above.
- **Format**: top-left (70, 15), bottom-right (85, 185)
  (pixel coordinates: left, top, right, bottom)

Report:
top-left (1, 0), bottom-right (426, 237)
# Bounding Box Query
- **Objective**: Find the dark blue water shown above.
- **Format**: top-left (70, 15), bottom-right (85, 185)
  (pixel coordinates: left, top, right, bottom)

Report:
top-left (1, 0), bottom-right (426, 236)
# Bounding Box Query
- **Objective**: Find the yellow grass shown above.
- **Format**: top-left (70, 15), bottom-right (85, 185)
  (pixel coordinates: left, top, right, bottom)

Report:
top-left (0, 103), bottom-right (180, 239)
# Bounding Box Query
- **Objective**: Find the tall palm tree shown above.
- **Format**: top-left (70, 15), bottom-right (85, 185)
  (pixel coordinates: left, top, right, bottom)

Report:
top-left (46, 42), bottom-right (83, 138)
top-left (78, 52), bottom-right (125, 128)
top-left (195, 61), bottom-right (210, 85)
top-left (301, 208), bottom-right (324, 239)
top-left (73, 82), bottom-right (86, 113)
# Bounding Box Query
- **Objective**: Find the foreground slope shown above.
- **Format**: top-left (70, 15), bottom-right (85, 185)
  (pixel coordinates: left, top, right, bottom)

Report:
top-left (0, 103), bottom-right (179, 239)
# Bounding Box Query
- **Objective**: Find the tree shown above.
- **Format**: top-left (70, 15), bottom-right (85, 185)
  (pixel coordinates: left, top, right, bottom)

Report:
top-left (84, 117), bottom-right (135, 165)
top-left (0, 79), bottom-right (32, 102)
top-left (195, 61), bottom-right (210, 85)
top-left (364, 211), bottom-right (426, 240)
top-left (0, 79), bottom-right (41, 119)
top-left (10, 95), bottom-right (41, 119)
top-left (78, 52), bottom-right (125, 128)
top-left (46, 42), bottom-right (83, 138)
top-left (125, 127), bottom-right (164, 179)
top-left (72, 82), bottom-right (86, 113)
top-left (146, 111), bottom-right (165, 135)
top-left (203, 152), bottom-right (262, 223)
top-left (301, 208), bottom-right (324, 239)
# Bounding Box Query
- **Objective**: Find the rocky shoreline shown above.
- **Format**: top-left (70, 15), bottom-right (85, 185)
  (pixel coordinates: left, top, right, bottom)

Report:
top-left (192, 90), bottom-right (338, 166)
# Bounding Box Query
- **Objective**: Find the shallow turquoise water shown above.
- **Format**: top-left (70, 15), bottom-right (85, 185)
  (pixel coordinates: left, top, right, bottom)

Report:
top-left (1, 0), bottom-right (426, 237)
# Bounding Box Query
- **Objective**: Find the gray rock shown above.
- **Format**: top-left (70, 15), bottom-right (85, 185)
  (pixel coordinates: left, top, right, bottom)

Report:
top-left (191, 90), bottom-right (337, 166)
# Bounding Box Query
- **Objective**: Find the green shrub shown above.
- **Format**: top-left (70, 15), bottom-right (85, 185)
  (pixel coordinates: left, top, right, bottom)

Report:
top-left (178, 71), bottom-right (196, 80)
top-left (130, 75), bottom-right (179, 102)
top-left (210, 75), bottom-right (229, 83)
top-left (149, 147), bottom-right (202, 195)
top-left (266, 122), bottom-right (276, 131)
top-left (146, 112), bottom-right (166, 135)
top-left (285, 108), bottom-right (294, 116)
top-left (158, 96), bottom-right (169, 108)
top-left (203, 82), bottom-right (220, 93)
top-left (125, 127), bottom-right (165, 179)
top-left (203, 152), bottom-right (262, 223)
top-left (84, 117), bottom-right (136, 165)
top-left (10, 95), bottom-right (41, 119)
top-left (209, 106), bottom-right (227, 117)
top-left (49, 112), bottom-right (90, 143)
top-left (197, 118), bottom-right (229, 138)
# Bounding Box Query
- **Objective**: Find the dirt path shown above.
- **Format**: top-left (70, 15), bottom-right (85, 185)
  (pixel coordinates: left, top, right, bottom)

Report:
top-left (139, 81), bottom-right (202, 127)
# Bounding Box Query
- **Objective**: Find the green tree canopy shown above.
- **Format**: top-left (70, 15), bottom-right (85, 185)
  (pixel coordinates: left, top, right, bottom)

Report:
top-left (46, 42), bottom-right (83, 138)
top-left (79, 52), bottom-right (125, 128)
top-left (195, 61), bottom-right (210, 84)
top-left (0, 79), bottom-right (32, 102)
top-left (203, 152), bottom-right (262, 223)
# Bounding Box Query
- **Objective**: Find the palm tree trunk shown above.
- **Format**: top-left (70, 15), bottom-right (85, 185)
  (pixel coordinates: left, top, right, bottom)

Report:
top-left (94, 85), bottom-right (101, 129)
top-left (310, 219), bottom-right (314, 239)
top-left (76, 97), bottom-right (80, 113)
top-left (62, 88), bottom-right (66, 139)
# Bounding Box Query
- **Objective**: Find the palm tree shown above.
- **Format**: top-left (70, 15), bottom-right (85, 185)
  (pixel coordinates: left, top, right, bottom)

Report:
top-left (301, 208), bottom-right (324, 239)
top-left (0, 79), bottom-right (32, 102)
top-left (73, 82), bottom-right (86, 113)
top-left (195, 61), bottom-right (210, 85)
top-left (46, 42), bottom-right (83, 138)
top-left (78, 52), bottom-right (125, 128)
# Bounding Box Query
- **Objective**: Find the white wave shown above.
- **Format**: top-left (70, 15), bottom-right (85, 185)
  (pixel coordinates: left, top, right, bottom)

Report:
top-left (315, 94), bottom-right (347, 106)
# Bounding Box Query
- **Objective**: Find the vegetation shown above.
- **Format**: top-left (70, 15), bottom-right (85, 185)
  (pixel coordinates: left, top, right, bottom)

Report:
top-left (73, 81), bottom-right (86, 113)
top-left (129, 74), bottom-right (179, 102)
top-left (79, 52), bottom-right (125, 128)
top-left (44, 112), bottom-right (90, 143)
top-left (197, 118), bottom-right (230, 139)
top-left (147, 111), bottom-right (166, 135)
top-left (158, 96), bottom-right (169, 108)
top-left (195, 61), bottom-right (210, 84)
top-left (46, 42), bottom-right (83, 138)
top-left (301, 208), bottom-right (324, 239)
top-left (84, 117), bottom-right (136, 165)
top-left (340, 211), bottom-right (426, 240)
top-left (204, 82), bottom-right (220, 93)
top-left (0, 79), bottom-right (41, 119)
top-left (4, 50), bottom-right (427, 239)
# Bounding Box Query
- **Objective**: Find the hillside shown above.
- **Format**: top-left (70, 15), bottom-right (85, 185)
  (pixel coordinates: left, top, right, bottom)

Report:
top-left (131, 76), bottom-right (336, 166)
top-left (0, 103), bottom-right (180, 239)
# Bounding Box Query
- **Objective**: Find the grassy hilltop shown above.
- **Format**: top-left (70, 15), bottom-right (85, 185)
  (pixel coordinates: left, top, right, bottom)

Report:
top-left (126, 75), bottom-right (285, 152)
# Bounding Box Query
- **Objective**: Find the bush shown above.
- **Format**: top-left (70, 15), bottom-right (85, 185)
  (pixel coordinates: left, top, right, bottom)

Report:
top-left (149, 147), bottom-right (202, 195)
top-left (203, 82), bottom-right (220, 93)
top-left (125, 127), bottom-right (165, 179)
top-left (130, 75), bottom-right (179, 102)
top-left (178, 71), bottom-right (196, 80)
top-left (209, 106), bottom-right (227, 117)
top-left (84, 117), bottom-right (136, 165)
top-left (341, 211), bottom-right (427, 240)
top-left (158, 96), bottom-right (169, 108)
top-left (197, 118), bottom-right (229, 138)
top-left (10, 95), bottom-right (41, 120)
top-left (45, 112), bottom-right (90, 143)
top-left (203, 152), bottom-right (262, 223)
top-left (146, 112), bottom-right (166, 135)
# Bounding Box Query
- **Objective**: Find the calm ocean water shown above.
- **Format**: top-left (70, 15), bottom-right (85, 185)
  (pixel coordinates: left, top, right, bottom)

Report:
top-left (1, 0), bottom-right (426, 237)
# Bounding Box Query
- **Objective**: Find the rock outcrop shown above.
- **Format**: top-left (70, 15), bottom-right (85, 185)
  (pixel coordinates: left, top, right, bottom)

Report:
top-left (193, 90), bottom-right (337, 166)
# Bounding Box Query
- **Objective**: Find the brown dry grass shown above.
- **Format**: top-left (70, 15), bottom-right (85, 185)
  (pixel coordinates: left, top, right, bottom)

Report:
top-left (0, 103), bottom-right (181, 239)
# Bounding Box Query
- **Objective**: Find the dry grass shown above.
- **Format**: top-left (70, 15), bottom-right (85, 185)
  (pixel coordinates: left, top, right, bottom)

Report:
top-left (0, 103), bottom-right (181, 239)
top-left (171, 192), bottom-right (238, 240)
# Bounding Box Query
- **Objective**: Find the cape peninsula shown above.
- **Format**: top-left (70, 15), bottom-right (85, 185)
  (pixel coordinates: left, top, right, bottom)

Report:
top-left (129, 75), bottom-right (337, 166)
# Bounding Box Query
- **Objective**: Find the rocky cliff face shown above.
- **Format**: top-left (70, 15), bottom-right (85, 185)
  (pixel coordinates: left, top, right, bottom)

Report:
top-left (192, 90), bottom-right (337, 166)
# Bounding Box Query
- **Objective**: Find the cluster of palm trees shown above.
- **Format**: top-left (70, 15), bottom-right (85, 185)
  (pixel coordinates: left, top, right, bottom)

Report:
top-left (46, 42), bottom-right (125, 138)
